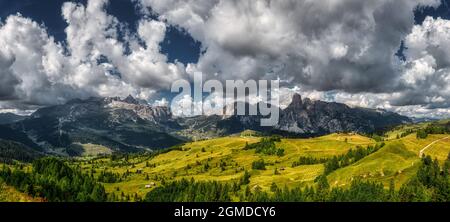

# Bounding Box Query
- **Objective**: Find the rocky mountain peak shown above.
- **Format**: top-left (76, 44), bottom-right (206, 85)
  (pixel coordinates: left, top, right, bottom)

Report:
top-left (5, 93), bottom-right (413, 154)
top-left (288, 93), bottom-right (305, 110)
top-left (291, 93), bottom-right (302, 105)
top-left (122, 95), bottom-right (140, 105)
top-left (277, 93), bottom-right (412, 135)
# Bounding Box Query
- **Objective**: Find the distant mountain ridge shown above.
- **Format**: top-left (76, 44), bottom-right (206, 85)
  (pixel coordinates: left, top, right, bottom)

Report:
top-left (0, 113), bottom-right (27, 125)
top-left (0, 94), bottom-right (411, 156)
top-left (410, 117), bottom-right (439, 123)
top-left (5, 96), bottom-right (183, 156)
top-left (177, 93), bottom-right (412, 138)
top-left (276, 94), bottom-right (411, 135)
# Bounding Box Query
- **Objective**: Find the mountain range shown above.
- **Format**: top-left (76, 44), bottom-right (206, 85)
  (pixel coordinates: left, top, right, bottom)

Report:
top-left (0, 94), bottom-right (411, 156)
top-left (0, 113), bottom-right (27, 125)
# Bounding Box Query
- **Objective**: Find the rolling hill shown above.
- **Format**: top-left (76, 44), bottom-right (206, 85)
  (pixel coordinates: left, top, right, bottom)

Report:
top-left (0, 181), bottom-right (42, 202)
top-left (0, 100), bottom-right (448, 202)
top-left (7, 96), bottom-right (184, 155)
top-left (64, 126), bottom-right (450, 199)
top-left (0, 119), bottom-right (449, 202)
top-left (0, 113), bottom-right (26, 125)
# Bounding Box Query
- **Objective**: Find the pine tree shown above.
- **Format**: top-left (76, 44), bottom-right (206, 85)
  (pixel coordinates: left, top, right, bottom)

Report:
top-left (399, 177), bottom-right (429, 202)
top-left (270, 182), bottom-right (278, 193)
top-left (274, 168), bottom-right (280, 175)
top-left (241, 170), bottom-right (251, 185)
top-left (388, 179), bottom-right (397, 201)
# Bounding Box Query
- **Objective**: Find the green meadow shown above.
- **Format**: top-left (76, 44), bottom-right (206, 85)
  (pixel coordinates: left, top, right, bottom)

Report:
top-left (0, 181), bottom-right (41, 202)
top-left (67, 130), bottom-right (450, 200)
top-left (1, 120), bottom-right (449, 202)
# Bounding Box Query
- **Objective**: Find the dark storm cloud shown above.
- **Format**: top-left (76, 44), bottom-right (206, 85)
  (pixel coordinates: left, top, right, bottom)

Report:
top-left (0, 51), bottom-right (20, 100)
top-left (137, 0), bottom-right (450, 118)
top-left (138, 0), bottom-right (439, 92)
top-left (0, 0), bottom-right (187, 111)
top-left (1, 0), bottom-right (450, 118)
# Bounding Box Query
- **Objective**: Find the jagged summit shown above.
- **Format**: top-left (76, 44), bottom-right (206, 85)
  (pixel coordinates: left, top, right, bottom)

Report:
top-left (291, 93), bottom-right (302, 105)
top-left (15, 95), bottom-right (182, 153)
top-left (289, 93), bottom-right (304, 109)
top-left (278, 93), bottom-right (411, 134)
top-left (3, 93), bottom-right (413, 155)
top-left (122, 95), bottom-right (140, 105)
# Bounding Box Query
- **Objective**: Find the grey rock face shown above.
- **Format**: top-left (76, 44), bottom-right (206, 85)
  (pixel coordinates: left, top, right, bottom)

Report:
top-left (184, 94), bottom-right (411, 137)
top-left (276, 94), bottom-right (411, 134)
top-left (16, 95), bottom-right (183, 154)
top-left (4, 93), bottom-right (412, 155)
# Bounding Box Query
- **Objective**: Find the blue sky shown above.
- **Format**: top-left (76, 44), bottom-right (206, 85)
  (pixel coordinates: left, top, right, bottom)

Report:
top-left (0, 0), bottom-right (201, 64)
top-left (415, 0), bottom-right (450, 23)
top-left (1, 0), bottom-right (448, 65)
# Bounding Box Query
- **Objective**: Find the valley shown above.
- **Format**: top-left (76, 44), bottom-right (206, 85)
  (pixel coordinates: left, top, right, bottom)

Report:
top-left (0, 94), bottom-right (411, 156)
top-left (1, 127), bottom-right (450, 201)
top-left (0, 95), bottom-right (449, 202)
top-left (64, 131), bottom-right (449, 200)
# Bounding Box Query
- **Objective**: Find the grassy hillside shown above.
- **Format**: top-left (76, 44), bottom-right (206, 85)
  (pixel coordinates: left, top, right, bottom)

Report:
top-left (419, 137), bottom-right (450, 162)
top-left (71, 133), bottom-right (380, 198)
top-left (67, 128), bottom-right (450, 200)
top-left (327, 141), bottom-right (419, 189)
top-left (0, 181), bottom-right (42, 202)
top-left (2, 119), bottom-right (450, 202)
top-left (68, 143), bottom-right (113, 157)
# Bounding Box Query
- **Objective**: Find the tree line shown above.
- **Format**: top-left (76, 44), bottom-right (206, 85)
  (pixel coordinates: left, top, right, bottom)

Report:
top-left (0, 157), bottom-right (107, 202)
top-left (248, 153), bottom-right (450, 202)
top-left (417, 122), bottom-right (450, 139)
top-left (292, 156), bottom-right (329, 167)
top-left (144, 153), bottom-right (450, 202)
top-left (0, 139), bottom-right (43, 164)
top-left (324, 143), bottom-right (384, 175)
top-left (144, 178), bottom-right (233, 202)
top-left (97, 170), bottom-right (123, 183)
top-left (292, 142), bottom-right (385, 171)
top-left (291, 143), bottom-right (385, 172)
top-left (244, 136), bottom-right (285, 156)
top-left (397, 129), bottom-right (413, 139)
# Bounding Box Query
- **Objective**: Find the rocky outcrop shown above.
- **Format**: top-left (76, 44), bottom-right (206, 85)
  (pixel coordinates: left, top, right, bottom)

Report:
top-left (181, 94), bottom-right (412, 137)
top-left (276, 94), bottom-right (411, 134)
top-left (14, 96), bottom-right (183, 154)
top-left (4, 93), bottom-right (412, 155)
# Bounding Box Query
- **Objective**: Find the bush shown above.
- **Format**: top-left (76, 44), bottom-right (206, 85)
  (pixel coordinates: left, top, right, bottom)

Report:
top-left (292, 156), bottom-right (328, 167)
top-left (252, 159), bottom-right (266, 170)
top-left (244, 137), bottom-right (285, 156)
top-left (416, 130), bottom-right (428, 139)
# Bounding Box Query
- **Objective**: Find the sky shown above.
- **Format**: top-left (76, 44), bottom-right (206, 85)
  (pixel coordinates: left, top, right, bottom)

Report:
top-left (1, 0), bottom-right (450, 118)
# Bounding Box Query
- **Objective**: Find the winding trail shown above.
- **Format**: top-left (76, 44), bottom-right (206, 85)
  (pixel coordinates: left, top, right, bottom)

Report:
top-left (419, 136), bottom-right (449, 157)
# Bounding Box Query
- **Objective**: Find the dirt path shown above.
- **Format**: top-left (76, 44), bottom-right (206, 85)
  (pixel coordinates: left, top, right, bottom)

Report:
top-left (419, 136), bottom-right (450, 157)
